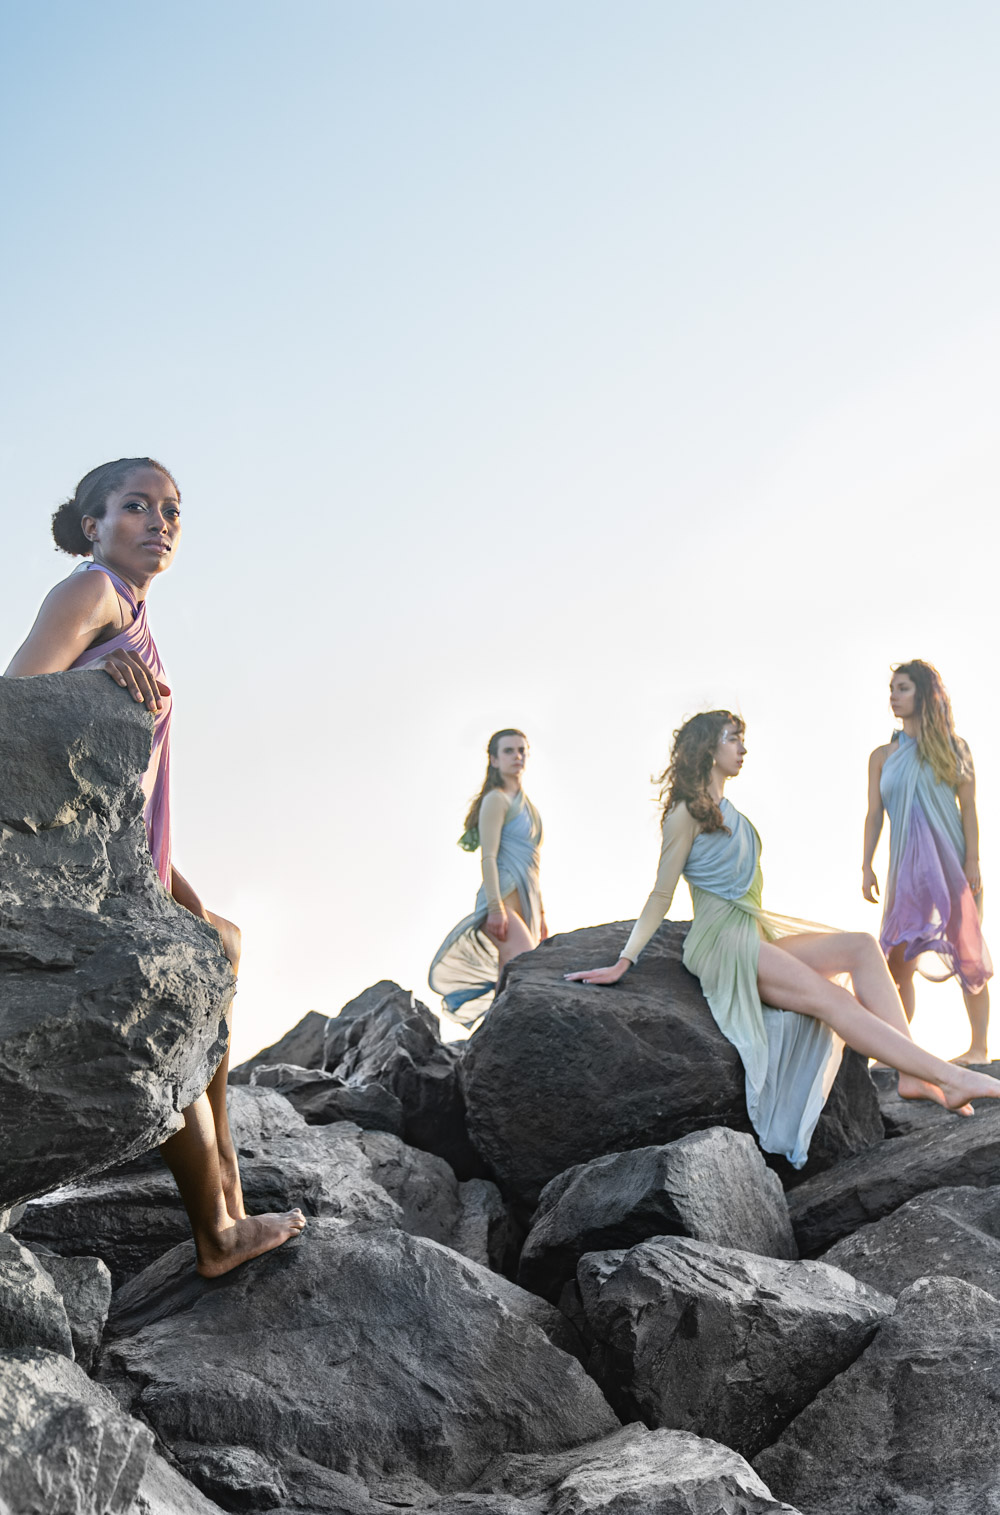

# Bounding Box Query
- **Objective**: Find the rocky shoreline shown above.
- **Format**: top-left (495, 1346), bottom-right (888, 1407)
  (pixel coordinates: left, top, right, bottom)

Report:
top-left (4, 681), bottom-right (1000, 1515)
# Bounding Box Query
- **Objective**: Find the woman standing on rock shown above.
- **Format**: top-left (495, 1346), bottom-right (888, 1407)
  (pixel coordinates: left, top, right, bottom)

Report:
top-left (564, 711), bottom-right (1000, 1168)
top-left (5, 457), bottom-right (305, 1275)
top-left (429, 729), bottom-right (546, 1027)
top-left (863, 660), bottom-right (991, 1063)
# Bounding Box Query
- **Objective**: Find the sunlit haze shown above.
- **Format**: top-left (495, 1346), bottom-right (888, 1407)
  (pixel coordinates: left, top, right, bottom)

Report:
top-left (2, 2), bottom-right (997, 1063)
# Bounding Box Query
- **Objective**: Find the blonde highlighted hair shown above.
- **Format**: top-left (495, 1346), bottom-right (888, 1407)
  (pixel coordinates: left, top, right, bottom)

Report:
top-left (894, 660), bottom-right (970, 788)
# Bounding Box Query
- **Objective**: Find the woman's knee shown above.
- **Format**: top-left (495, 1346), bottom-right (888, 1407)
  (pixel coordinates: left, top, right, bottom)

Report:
top-left (207, 912), bottom-right (241, 971)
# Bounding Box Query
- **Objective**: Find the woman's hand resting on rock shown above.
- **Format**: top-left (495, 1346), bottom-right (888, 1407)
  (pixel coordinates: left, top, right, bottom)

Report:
top-left (90, 648), bottom-right (167, 713)
top-left (564, 958), bottom-right (631, 986)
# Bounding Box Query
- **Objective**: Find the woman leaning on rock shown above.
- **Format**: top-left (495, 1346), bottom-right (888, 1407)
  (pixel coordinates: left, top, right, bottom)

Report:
top-left (5, 456), bottom-right (305, 1276)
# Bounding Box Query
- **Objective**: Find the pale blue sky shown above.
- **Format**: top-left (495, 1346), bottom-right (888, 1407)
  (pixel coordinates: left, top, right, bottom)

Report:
top-left (2, 2), bottom-right (998, 1059)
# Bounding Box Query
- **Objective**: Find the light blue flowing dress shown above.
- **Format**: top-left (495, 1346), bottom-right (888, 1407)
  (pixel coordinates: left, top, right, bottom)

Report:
top-left (428, 791), bottom-right (543, 1026)
top-left (681, 801), bottom-right (845, 1168)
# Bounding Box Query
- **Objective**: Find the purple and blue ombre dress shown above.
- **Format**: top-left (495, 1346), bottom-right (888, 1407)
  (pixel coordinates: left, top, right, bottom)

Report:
top-left (69, 563), bottom-right (173, 886)
top-left (879, 732), bottom-right (991, 994)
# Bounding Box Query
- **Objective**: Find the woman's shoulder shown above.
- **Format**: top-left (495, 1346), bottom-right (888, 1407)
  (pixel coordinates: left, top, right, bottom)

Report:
top-left (868, 740), bottom-right (894, 767)
top-left (479, 788), bottom-right (511, 816)
top-left (41, 566), bottom-right (118, 619)
top-left (662, 800), bottom-right (699, 837)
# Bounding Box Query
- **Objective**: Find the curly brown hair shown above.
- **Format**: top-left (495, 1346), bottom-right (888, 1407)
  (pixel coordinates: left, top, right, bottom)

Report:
top-left (655, 710), bottom-right (744, 834)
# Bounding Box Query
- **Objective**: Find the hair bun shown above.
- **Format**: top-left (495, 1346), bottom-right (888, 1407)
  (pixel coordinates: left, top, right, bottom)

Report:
top-left (51, 497), bottom-right (93, 557)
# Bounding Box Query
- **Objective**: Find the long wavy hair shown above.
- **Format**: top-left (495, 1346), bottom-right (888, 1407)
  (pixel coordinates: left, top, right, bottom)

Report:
top-left (458, 728), bottom-right (527, 850)
top-left (894, 660), bottom-right (969, 787)
top-left (655, 710), bottom-right (744, 834)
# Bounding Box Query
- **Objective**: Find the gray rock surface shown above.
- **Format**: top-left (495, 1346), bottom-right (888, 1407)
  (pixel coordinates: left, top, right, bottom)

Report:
top-left (171, 1443), bottom-right (288, 1511)
top-left (462, 923), bottom-right (882, 1209)
top-left (755, 1275), bottom-right (1000, 1513)
top-left (0, 1348), bottom-right (153, 1515)
top-left (789, 1109), bottom-right (1000, 1254)
top-left (0, 1234), bottom-right (74, 1358)
top-left (473, 1424), bottom-right (802, 1514)
top-left (228, 1009), bottom-right (330, 1084)
top-left (579, 1236), bottom-right (892, 1457)
top-left (27, 1246), bottom-right (112, 1371)
top-left (519, 1128), bottom-right (796, 1303)
top-left (99, 1218), bottom-right (619, 1496)
top-left (134, 1452), bottom-right (231, 1515)
top-left (250, 1062), bottom-right (406, 1134)
top-left (324, 981), bottom-right (484, 1178)
top-left (821, 1184), bottom-right (1000, 1300)
top-left (0, 673), bottom-right (233, 1211)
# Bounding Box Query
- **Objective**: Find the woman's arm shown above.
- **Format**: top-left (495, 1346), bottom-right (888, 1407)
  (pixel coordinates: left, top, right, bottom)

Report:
top-left (5, 574), bottom-right (163, 711)
top-left (862, 747), bottom-right (887, 903)
top-left (479, 789), bottom-right (510, 940)
top-left (564, 805), bottom-right (699, 985)
top-left (956, 743), bottom-right (982, 895)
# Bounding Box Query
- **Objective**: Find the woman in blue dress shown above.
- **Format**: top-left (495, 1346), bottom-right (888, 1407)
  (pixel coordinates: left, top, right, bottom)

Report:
top-left (429, 729), bottom-right (546, 1026)
top-left (566, 711), bottom-right (1000, 1168)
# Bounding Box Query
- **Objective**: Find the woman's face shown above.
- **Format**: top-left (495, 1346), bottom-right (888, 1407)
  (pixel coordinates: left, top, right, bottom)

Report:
top-left (83, 467), bottom-right (182, 580)
top-left (889, 672), bottom-right (917, 721)
top-left (713, 724), bottom-right (746, 779)
top-left (490, 734), bottom-right (528, 781)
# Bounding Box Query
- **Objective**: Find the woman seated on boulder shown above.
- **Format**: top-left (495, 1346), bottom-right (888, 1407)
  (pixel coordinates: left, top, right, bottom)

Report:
top-left (5, 457), bottom-right (305, 1275)
top-left (429, 728), bottom-right (547, 1026)
top-left (564, 711), bottom-right (1000, 1169)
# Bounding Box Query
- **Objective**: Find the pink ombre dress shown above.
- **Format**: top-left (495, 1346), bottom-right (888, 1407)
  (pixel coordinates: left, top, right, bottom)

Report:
top-left (69, 563), bottom-right (173, 885)
top-left (879, 731), bottom-right (992, 994)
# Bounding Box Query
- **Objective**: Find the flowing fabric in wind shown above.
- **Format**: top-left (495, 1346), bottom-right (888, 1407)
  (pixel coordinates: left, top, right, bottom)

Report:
top-left (429, 791), bottom-right (543, 1025)
top-left (69, 563), bottom-right (173, 885)
top-left (682, 799), bottom-right (844, 1169)
top-left (879, 732), bottom-right (991, 993)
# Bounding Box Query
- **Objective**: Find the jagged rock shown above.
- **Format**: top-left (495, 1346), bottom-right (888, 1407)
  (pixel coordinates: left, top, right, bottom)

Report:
top-left (0, 1234), bottom-right (74, 1358)
top-left (822, 1185), bottom-right (1000, 1300)
top-left (462, 923), bottom-right (882, 1209)
top-left (228, 1009), bottom-right (330, 1084)
top-left (323, 981), bottom-right (484, 1178)
top-left (578, 1236), bottom-right (892, 1458)
top-left (755, 1275), bottom-right (1000, 1513)
top-left (789, 1111), bottom-right (1000, 1254)
top-left (359, 1129), bottom-right (508, 1270)
top-left (473, 1424), bottom-right (802, 1514)
top-left (134, 1452), bottom-right (231, 1515)
top-left (226, 1083), bottom-right (309, 1147)
top-left (1, 1203), bottom-right (26, 1231)
top-left (0, 1348), bottom-right (153, 1514)
top-left (0, 673), bottom-right (233, 1211)
top-left (518, 1129), bottom-right (796, 1303)
top-left (99, 1219), bottom-right (619, 1496)
top-left (16, 1121), bottom-right (401, 1287)
top-left (27, 1246), bottom-right (112, 1371)
top-left (250, 1062), bottom-right (405, 1134)
top-left (171, 1444), bottom-right (288, 1512)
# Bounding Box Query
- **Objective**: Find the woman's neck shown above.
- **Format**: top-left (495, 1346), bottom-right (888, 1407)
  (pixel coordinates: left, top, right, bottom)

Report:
top-left (500, 777), bottom-right (523, 797)
top-left (91, 551), bottom-right (153, 603)
top-left (901, 715), bottom-right (921, 740)
top-left (708, 775), bottom-right (727, 803)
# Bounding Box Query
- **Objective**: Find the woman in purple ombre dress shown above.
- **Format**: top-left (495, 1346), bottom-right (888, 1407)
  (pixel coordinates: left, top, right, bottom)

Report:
top-left (5, 457), bottom-right (305, 1277)
top-left (863, 660), bottom-right (992, 1064)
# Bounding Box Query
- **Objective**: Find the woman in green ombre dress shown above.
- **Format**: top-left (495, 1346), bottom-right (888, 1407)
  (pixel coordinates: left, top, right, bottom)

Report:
top-left (565, 711), bottom-right (1000, 1168)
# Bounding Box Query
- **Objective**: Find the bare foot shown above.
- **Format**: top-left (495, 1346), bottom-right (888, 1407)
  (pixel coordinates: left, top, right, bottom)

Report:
top-left (951, 1048), bottom-right (990, 1068)
top-left (940, 1066), bottom-right (1000, 1111)
top-left (196, 1210), bottom-right (307, 1279)
top-left (897, 1073), bottom-right (974, 1117)
top-left (219, 1153), bottom-right (247, 1221)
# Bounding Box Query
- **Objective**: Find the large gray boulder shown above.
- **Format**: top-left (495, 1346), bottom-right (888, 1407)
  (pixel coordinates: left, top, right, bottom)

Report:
top-left (472, 1424), bottom-right (802, 1514)
top-left (519, 1128), bottom-right (796, 1303)
top-left (789, 1109), bottom-right (1000, 1254)
top-left (0, 673), bottom-right (233, 1210)
top-left (25, 1246), bottom-right (112, 1371)
top-left (822, 1185), bottom-right (1000, 1300)
top-left (578, 1236), bottom-right (892, 1458)
top-left (755, 1275), bottom-right (1000, 1513)
top-left (249, 1062), bottom-right (406, 1134)
top-left (0, 1234), bottom-right (74, 1358)
top-left (462, 923), bottom-right (882, 1209)
top-left (228, 1009), bottom-right (330, 1084)
top-left (99, 1219), bottom-right (619, 1497)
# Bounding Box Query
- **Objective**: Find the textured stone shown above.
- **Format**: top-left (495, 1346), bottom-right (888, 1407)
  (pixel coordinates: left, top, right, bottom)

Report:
top-left (0, 1348), bottom-right (153, 1515)
top-left (755, 1276), bottom-right (1000, 1513)
top-left (519, 1128), bottom-right (796, 1303)
top-left (324, 981), bottom-right (484, 1178)
top-left (250, 1062), bottom-right (405, 1134)
top-left (99, 1218), bottom-right (619, 1496)
top-left (579, 1236), bottom-right (892, 1457)
top-left (0, 673), bottom-right (233, 1210)
top-left (171, 1443), bottom-right (288, 1512)
top-left (474, 1424), bottom-right (802, 1514)
top-left (789, 1110), bottom-right (1000, 1254)
top-left (462, 923), bottom-right (882, 1209)
top-left (358, 1129), bottom-right (508, 1270)
top-left (821, 1184), bottom-right (1000, 1300)
top-left (228, 1010), bottom-right (330, 1084)
top-left (0, 1234), bottom-right (74, 1358)
top-left (27, 1247), bottom-right (112, 1371)
top-left (134, 1452), bottom-right (231, 1515)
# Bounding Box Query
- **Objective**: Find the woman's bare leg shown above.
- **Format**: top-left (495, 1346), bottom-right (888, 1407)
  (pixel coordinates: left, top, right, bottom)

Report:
top-left (204, 910), bottom-right (245, 1220)
top-left (485, 891), bottom-right (537, 974)
top-left (887, 942), bottom-right (917, 1022)
top-left (757, 933), bottom-right (1000, 1111)
top-left (955, 983), bottom-right (990, 1066)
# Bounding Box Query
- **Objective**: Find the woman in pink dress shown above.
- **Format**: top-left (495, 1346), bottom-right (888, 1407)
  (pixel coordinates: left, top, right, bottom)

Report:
top-left (6, 457), bottom-right (305, 1276)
